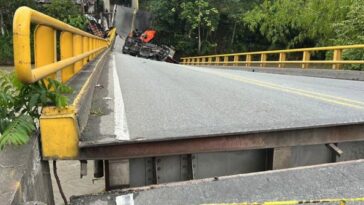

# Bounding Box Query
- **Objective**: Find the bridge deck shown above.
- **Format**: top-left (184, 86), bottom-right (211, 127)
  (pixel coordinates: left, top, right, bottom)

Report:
top-left (79, 38), bottom-right (364, 159)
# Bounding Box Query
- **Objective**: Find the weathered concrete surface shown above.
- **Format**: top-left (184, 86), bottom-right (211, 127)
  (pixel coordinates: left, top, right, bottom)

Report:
top-left (70, 160), bottom-right (364, 205)
top-left (50, 161), bottom-right (104, 205)
top-left (0, 135), bottom-right (54, 205)
top-left (209, 65), bottom-right (364, 81)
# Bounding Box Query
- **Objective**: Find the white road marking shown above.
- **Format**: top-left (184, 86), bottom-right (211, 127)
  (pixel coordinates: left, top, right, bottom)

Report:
top-left (116, 194), bottom-right (134, 205)
top-left (112, 54), bottom-right (130, 140)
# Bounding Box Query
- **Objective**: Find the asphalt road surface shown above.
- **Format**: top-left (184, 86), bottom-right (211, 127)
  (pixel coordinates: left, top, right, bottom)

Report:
top-left (107, 49), bottom-right (364, 142)
top-left (81, 35), bottom-right (364, 144)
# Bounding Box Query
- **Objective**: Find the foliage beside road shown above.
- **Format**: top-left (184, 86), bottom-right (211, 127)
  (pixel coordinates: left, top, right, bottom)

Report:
top-left (140, 0), bottom-right (364, 69)
top-left (0, 71), bottom-right (72, 150)
top-left (0, 0), bottom-right (88, 65)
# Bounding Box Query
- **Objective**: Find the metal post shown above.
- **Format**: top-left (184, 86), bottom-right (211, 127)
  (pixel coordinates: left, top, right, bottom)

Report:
top-left (224, 56), bottom-right (229, 66)
top-left (215, 56), bottom-right (220, 65)
top-left (279, 53), bottom-right (286, 68)
top-left (302, 51), bottom-right (310, 69)
top-left (201, 57), bottom-right (206, 65)
top-left (208, 57), bottom-right (212, 65)
top-left (261, 53), bottom-right (267, 67)
top-left (73, 35), bottom-right (83, 73)
top-left (35, 25), bottom-right (57, 80)
top-left (333, 49), bottom-right (342, 69)
top-left (60, 32), bottom-right (74, 82)
top-left (246, 54), bottom-right (252, 67)
top-left (83, 37), bottom-right (89, 65)
top-left (233, 55), bottom-right (239, 66)
top-left (89, 38), bottom-right (93, 60)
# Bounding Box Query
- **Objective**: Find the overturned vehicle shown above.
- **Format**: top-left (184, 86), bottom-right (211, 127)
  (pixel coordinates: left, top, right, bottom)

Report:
top-left (122, 29), bottom-right (176, 63)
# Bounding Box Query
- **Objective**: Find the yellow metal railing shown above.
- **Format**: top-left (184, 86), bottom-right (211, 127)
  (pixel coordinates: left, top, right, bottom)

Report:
top-left (13, 6), bottom-right (112, 84)
top-left (202, 197), bottom-right (364, 205)
top-left (181, 45), bottom-right (364, 70)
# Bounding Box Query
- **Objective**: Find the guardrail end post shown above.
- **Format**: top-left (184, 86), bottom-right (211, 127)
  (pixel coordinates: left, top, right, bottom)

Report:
top-left (40, 107), bottom-right (79, 159)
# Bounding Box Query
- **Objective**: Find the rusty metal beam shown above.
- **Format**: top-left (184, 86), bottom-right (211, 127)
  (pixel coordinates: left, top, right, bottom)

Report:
top-left (78, 123), bottom-right (364, 160)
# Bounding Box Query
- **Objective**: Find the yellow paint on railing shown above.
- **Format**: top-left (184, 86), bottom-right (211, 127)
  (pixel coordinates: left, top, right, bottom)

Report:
top-left (12, 7), bottom-right (117, 159)
top-left (181, 44), bottom-right (364, 69)
top-left (202, 197), bottom-right (364, 205)
top-left (13, 6), bottom-right (109, 84)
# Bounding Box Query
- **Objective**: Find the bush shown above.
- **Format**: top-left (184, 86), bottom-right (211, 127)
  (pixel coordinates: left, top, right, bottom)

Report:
top-left (0, 71), bottom-right (72, 150)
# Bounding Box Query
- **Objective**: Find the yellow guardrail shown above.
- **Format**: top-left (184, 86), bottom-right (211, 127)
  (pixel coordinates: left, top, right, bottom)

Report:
top-left (203, 197), bottom-right (364, 205)
top-left (181, 45), bottom-right (364, 70)
top-left (12, 7), bottom-right (117, 159)
top-left (13, 6), bottom-right (111, 84)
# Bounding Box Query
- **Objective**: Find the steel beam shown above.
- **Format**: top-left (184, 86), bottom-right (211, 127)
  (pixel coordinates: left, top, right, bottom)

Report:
top-left (79, 123), bottom-right (364, 160)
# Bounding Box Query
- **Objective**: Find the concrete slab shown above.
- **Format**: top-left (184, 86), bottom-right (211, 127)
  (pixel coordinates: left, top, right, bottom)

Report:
top-left (0, 136), bottom-right (54, 205)
top-left (70, 160), bottom-right (364, 205)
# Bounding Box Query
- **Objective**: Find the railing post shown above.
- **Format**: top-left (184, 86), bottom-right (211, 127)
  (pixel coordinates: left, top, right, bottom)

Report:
top-left (333, 49), bottom-right (342, 69)
top-left (208, 57), bottom-right (212, 65)
top-left (233, 55), bottom-right (239, 66)
top-left (215, 56), bottom-right (220, 66)
top-left (224, 56), bottom-right (229, 66)
top-left (196, 58), bottom-right (200, 65)
top-left (302, 51), bottom-right (310, 69)
top-left (60, 32), bottom-right (74, 82)
top-left (279, 53), bottom-right (286, 68)
top-left (246, 54), bottom-right (252, 67)
top-left (34, 25), bottom-right (56, 80)
top-left (82, 37), bottom-right (89, 65)
top-left (201, 57), bottom-right (206, 65)
top-left (89, 38), bottom-right (93, 60)
top-left (261, 53), bottom-right (267, 67)
top-left (73, 35), bottom-right (83, 73)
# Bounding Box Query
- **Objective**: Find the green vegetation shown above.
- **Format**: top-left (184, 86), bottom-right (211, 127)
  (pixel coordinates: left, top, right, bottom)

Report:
top-left (0, 71), bottom-right (72, 150)
top-left (43, 0), bottom-right (88, 30)
top-left (140, 0), bottom-right (364, 68)
top-left (0, 0), bottom-right (88, 65)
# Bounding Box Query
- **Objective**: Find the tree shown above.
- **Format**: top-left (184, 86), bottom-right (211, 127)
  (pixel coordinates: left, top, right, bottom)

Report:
top-left (243, 0), bottom-right (351, 49)
top-left (180, 0), bottom-right (219, 54)
top-left (332, 0), bottom-right (364, 70)
top-left (43, 0), bottom-right (88, 30)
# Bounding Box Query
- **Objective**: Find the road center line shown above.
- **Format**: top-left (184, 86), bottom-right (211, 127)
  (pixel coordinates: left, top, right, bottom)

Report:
top-left (112, 54), bottom-right (130, 140)
top-left (189, 67), bottom-right (364, 110)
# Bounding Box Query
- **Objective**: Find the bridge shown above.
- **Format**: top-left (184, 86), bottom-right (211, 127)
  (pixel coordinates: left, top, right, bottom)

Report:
top-left (3, 3), bottom-right (364, 205)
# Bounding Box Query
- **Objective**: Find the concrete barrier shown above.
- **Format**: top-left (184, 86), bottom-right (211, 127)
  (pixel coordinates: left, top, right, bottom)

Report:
top-left (0, 135), bottom-right (54, 205)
